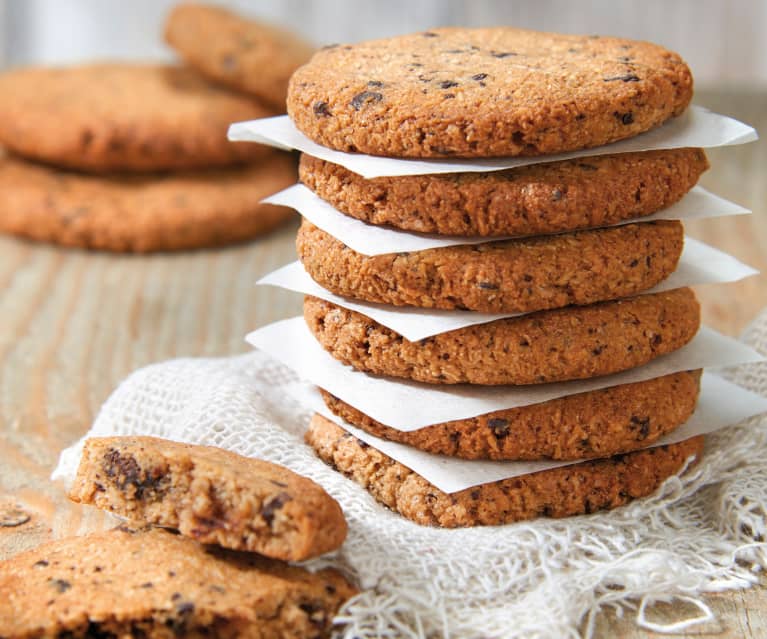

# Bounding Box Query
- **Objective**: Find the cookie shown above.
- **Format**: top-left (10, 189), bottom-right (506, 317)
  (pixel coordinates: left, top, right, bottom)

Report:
top-left (307, 414), bottom-right (704, 527)
top-left (0, 526), bottom-right (356, 638)
top-left (0, 64), bottom-right (274, 172)
top-left (299, 148), bottom-right (708, 237)
top-left (297, 219), bottom-right (684, 313)
top-left (287, 28), bottom-right (692, 158)
top-left (320, 370), bottom-right (701, 461)
top-left (0, 152), bottom-right (296, 252)
top-left (69, 436), bottom-right (347, 561)
top-left (304, 289), bottom-right (700, 385)
top-left (165, 3), bottom-right (315, 109)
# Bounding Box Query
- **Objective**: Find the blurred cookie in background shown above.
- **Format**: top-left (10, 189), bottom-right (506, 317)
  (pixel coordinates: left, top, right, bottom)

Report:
top-left (165, 3), bottom-right (315, 109)
top-left (0, 151), bottom-right (296, 252)
top-left (0, 64), bottom-right (274, 173)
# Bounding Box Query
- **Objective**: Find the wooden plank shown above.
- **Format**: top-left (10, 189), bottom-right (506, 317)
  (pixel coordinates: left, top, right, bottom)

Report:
top-left (0, 90), bottom-right (764, 637)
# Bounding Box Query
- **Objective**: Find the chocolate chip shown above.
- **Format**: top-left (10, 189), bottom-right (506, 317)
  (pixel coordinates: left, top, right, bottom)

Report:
top-left (49, 578), bottom-right (71, 593)
top-left (313, 101), bottom-right (332, 117)
top-left (478, 282), bottom-right (499, 290)
top-left (604, 74), bottom-right (640, 82)
top-left (488, 418), bottom-right (510, 439)
top-left (176, 601), bottom-right (195, 615)
top-left (299, 601), bottom-right (327, 628)
top-left (221, 54), bottom-right (237, 71)
top-left (620, 112), bottom-right (634, 125)
top-left (103, 450), bottom-right (168, 500)
top-left (422, 32), bottom-right (439, 37)
top-left (356, 438), bottom-right (369, 449)
top-left (367, 80), bottom-right (384, 87)
top-left (262, 491), bottom-right (293, 527)
top-left (470, 490), bottom-right (480, 500)
top-left (140, 582), bottom-right (153, 588)
top-left (33, 560), bottom-right (49, 568)
top-left (443, 93), bottom-right (456, 99)
top-left (631, 415), bottom-right (651, 439)
top-left (551, 189), bottom-right (563, 201)
top-left (471, 73), bottom-right (488, 81)
top-left (439, 80), bottom-right (459, 89)
top-left (592, 345), bottom-right (605, 355)
top-left (350, 91), bottom-right (383, 110)
top-left (652, 334), bottom-right (663, 346)
top-left (629, 259), bottom-right (639, 267)
top-left (491, 51), bottom-right (516, 58)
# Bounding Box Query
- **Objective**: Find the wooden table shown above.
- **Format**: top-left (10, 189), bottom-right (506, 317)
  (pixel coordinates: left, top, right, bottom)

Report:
top-left (1, 89), bottom-right (765, 637)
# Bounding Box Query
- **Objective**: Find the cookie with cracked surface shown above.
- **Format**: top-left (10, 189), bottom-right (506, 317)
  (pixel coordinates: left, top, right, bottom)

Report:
top-left (304, 289), bottom-right (700, 385)
top-left (165, 3), bottom-right (315, 109)
top-left (69, 436), bottom-right (347, 561)
top-left (0, 64), bottom-right (274, 172)
top-left (307, 413), bottom-right (704, 527)
top-left (297, 219), bottom-right (684, 313)
top-left (0, 152), bottom-right (296, 252)
top-left (299, 148), bottom-right (708, 237)
top-left (0, 526), bottom-right (356, 638)
top-left (287, 27), bottom-right (692, 158)
top-left (320, 370), bottom-right (702, 460)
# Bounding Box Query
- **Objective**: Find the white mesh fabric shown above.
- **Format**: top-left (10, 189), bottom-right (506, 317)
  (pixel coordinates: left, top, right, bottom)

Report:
top-left (53, 309), bottom-right (767, 638)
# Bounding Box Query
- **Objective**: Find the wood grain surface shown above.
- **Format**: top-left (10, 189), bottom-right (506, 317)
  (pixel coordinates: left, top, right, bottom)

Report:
top-left (0, 89), bottom-right (765, 637)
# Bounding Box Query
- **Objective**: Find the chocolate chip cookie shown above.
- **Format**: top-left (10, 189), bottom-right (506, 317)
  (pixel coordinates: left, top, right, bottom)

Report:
top-left (297, 219), bottom-right (684, 313)
top-left (307, 413), bottom-right (704, 527)
top-left (320, 370), bottom-right (701, 460)
top-left (288, 28), bottom-right (693, 158)
top-left (69, 436), bottom-right (347, 561)
top-left (0, 152), bottom-right (296, 252)
top-left (299, 148), bottom-right (708, 237)
top-left (0, 64), bottom-right (273, 172)
top-left (165, 3), bottom-right (315, 109)
top-left (0, 526), bottom-right (356, 637)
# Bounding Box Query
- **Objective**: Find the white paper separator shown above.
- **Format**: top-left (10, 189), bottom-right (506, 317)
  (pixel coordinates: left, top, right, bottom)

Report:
top-left (265, 183), bottom-right (750, 256)
top-left (285, 373), bottom-right (767, 494)
top-left (257, 243), bottom-right (759, 342)
top-left (228, 106), bottom-right (757, 179)
top-left (246, 317), bottom-right (765, 431)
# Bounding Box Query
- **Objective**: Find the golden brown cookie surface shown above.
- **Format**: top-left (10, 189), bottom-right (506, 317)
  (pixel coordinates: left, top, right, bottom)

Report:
top-left (69, 436), bottom-right (348, 561)
top-left (307, 413), bottom-right (704, 527)
top-left (165, 3), bottom-right (315, 109)
top-left (299, 149), bottom-right (708, 237)
top-left (288, 27), bottom-right (693, 158)
top-left (297, 219), bottom-right (684, 313)
top-left (0, 526), bottom-right (356, 637)
top-left (0, 152), bottom-right (296, 252)
top-left (304, 289), bottom-right (700, 385)
top-left (320, 370), bottom-right (701, 460)
top-left (0, 64), bottom-right (273, 171)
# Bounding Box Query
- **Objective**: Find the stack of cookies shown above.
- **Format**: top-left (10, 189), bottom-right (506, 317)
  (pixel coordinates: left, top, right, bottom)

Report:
top-left (241, 28), bottom-right (757, 527)
top-left (1, 436), bottom-right (356, 636)
top-left (0, 3), bottom-right (312, 252)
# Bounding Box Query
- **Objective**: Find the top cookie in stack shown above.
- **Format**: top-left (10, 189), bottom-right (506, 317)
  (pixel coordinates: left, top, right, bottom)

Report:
top-left (287, 27), bottom-right (692, 158)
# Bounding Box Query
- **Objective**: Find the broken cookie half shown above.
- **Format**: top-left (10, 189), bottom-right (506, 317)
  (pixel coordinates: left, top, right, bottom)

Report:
top-left (69, 436), bottom-right (348, 561)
